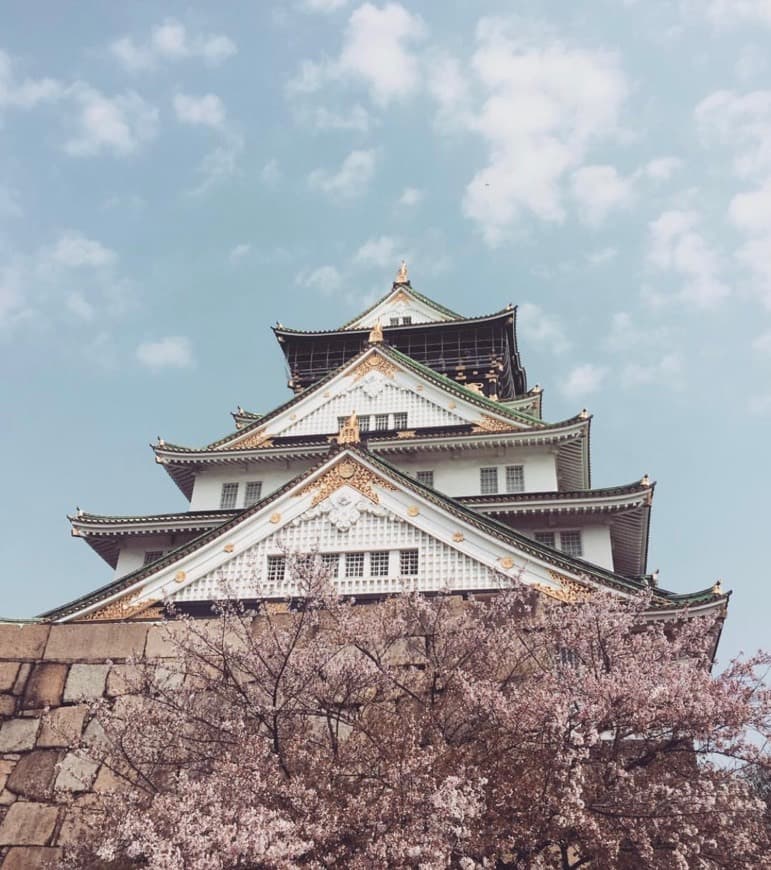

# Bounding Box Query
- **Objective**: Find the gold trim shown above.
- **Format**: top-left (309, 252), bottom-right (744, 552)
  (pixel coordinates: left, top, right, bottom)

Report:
top-left (84, 590), bottom-right (161, 621)
top-left (223, 543), bottom-right (234, 553)
top-left (350, 353), bottom-right (398, 382)
top-left (452, 532), bottom-right (464, 543)
top-left (396, 430), bottom-right (415, 439)
top-left (270, 512), bottom-right (281, 524)
top-left (298, 457), bottom-right (396, 507)
top-left (227, 427), bottom-right (274, 450)
top-left (472, 414), bottom-right (518, 434)
top-left (407, 506), bottom-right (419, 517)
top-left (534, 573), bottom-right (592, 603)
top-left (391, 288), bottom-right (411, 304)
top-left (174, 571), bottom-right (186, 583)
top-left (499, 557), bottom-right (514, 570)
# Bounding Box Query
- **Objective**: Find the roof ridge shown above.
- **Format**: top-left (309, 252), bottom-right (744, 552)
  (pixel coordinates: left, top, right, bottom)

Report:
top-left (337, 283), bottom-right (463, 330)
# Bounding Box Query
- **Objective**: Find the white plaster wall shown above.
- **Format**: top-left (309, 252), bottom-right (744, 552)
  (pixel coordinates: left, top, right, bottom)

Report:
top-left (189, 460), bottom-right (317, 511)
top-left (114, 533), bottom-right (198, 578)
top-left (387, 447), bottom-right (558, 495)
top-left (523, 524), bottom-right (613, 571)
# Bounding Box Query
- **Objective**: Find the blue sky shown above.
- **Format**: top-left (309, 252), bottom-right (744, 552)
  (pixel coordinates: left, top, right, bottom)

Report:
top-left (1, 1), bottom-right (769, 663)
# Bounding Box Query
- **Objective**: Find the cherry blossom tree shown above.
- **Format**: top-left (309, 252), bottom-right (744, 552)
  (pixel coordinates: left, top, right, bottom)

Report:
top-left (66, 563), bottom-right (771, 869)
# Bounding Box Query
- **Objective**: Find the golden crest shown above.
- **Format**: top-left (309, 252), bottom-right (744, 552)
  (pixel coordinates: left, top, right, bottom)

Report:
top-left (407, 506), bottom-right (419, 517)
top-left (84, 590), bottom-right (161, 622)
top-left (270, 512), bottom-right (281, 524)
top-left (350, 353), bottom-right (398, 382)
top-left (298, 457), bottom-right (395, 507)
top-left (452, 532), bottom-right (464, 543)
top-left (472, 414), bottom-right (517, 434)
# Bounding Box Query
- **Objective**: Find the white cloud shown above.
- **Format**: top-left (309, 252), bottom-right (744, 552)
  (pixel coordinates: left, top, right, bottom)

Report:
top-left (173, 93), bottom-right (226, 129)
top-left (136, 336), bottom-right (194, 370)
top-left (49, 232), bottom-right (117, 268)
top-left (398, 186), bottom-right (423, 206)
top-left (621, 353), bottom-right (683, 387)
top-left (110, 19), bottom-right (236, 73)
top-left (229, 243), bottom-right (252, 262)
top-left (66, 291), bottom-right (95, 321)
top-left (695, 89), bottom-right (771, 178)
top-left (295, 104), bottom-right (371, 132)
top-left (752, 330), bottom-right (771, 354)
top-left (65, 86), bottom-right (158, 157)
top-left (189, 132), bottom-right (244, 195)
top-left (308, 149), bottom-right (376, 199)
top-left (0, 49), bottom-right (64, 110)
top-left (260, 159), bottom-right (282, 186)
top-left (729, 179), bottom-right (771, 306)
top-left (0, 266), bottom-right (25, 328)
top-left (353, 235), bottom-right (400, 268)
top-left (517, 302), bottom-right (570, 354)
top-left (459, 20), bottom-right (628, 244)
top-left (644, 156), bottom-right (683, 180)
top-left (302, 0), bottom-right (350, 11)
top-left (560, 363), bottom-right (606, 398)
top-left (296, 265), bottom-right (343, 295)
top-left (645, 209), bottom-right (729, 308)
top-left (735, 45), bottom-right (767, 82)
top-left (586, 247), bottom-right (617, 266)
top-left (288, 2), bottom-right (427, 105)
top-left (571, 164), bottom-right (634, 226)
top-left (706, 0), bottom-right (771, 27)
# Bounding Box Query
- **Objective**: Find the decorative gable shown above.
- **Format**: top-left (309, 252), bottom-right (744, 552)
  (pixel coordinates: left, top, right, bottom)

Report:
top-left (344, 288), bottom-right (457, 330)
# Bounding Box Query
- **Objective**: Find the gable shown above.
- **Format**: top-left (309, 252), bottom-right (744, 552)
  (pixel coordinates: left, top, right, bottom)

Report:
top-left (222, 347), bottom-right (529, 450)
top-left (345, 288), bottom-right (457, 330)
top-left (67, 451), bottom-right (606, 621)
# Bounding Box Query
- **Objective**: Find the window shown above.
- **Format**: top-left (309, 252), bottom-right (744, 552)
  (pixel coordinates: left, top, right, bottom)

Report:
top-left (320, 552), bottom-right (339, 577)
top-left (267, 555), bottom-right (285, 584)
top-left (337, 416), bottom-right (348, 431)
top-left (558, 646), bottom-right (579, 670)
top-left (220, 482), bottom-right (239, 509)
top-left (560, 531), bottom-right (583, 557)
top-left (535, 531), bottom-right (556, 548)
top-left (480, 467), bottom-right (498, 495)
top-left (400, 549), bottom-right (419, 575)
top-left (393, 412), bottom-right (408, 429)
top-left (143, 550), bottom-right (164, 566)
top-left (402, 316), bottom-right (412, 325)
top-left (358, 415), bottom-right (370, 433)
top-left (370, 551), bottom-right (390, 576)
top-left (389, 317), bottom-right (400, 326)
top-left (375, 414), bottom-right (389, 431)
top-left (416, 470), bottom-right (434, 487)
top-left (244, 481), bottom-right (263, 507)
top-left (505, 465), bottom-right (524, 493)
top-left (345, 552), bottom-right (365, 577)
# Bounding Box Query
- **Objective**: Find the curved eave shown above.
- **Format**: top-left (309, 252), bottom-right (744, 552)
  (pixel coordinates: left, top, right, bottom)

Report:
top-left (337, 282), bottom-right (464, 329)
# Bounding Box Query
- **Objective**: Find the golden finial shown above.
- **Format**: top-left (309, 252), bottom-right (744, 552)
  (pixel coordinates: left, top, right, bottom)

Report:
top-left (368, 320), bottom-right (384, 344)
top-left (712, 579), bottom-right (723, 595)
top-left (641, 474), bottom-right (651, 487)
top-left (338, 411), bottom-right (360, 444)
top-left (396, 260), bottom-right (408, 283)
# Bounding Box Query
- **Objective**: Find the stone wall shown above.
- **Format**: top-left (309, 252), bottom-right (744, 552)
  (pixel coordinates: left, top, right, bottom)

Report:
top-left (0, 620), bottom-right (173, 868)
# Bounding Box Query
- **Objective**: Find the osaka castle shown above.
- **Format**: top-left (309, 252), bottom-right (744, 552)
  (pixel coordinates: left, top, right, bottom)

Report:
top-left (45, 265), bottom-right (728, 622)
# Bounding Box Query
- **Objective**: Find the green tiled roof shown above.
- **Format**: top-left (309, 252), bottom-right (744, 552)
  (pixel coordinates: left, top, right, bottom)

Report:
top-left (338, 283), bottom-right (463, 330)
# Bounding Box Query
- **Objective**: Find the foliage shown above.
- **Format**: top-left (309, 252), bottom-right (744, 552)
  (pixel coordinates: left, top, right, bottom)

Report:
top-left (67, 566), bottom-right (771, 869)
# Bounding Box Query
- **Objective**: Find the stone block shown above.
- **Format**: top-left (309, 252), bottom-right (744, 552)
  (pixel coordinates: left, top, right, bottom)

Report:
top-left (0, 759), bottom-right (12, 793)
top-left (105, 663), bottom-right (142, 696)
top-left (0, 625), bottom-right (50, 661)
top-left (54, 751), bottom-right (100, 792)
top-left (145, 620), bottom-right (192, 657)
top-left (0, 663), bottom-right (19, 693)
top-left (92, 763), bottom-right (132, 793)
top-left (0, 788), bottom-right (14, 805)
top-left (44, 622), bottom-right (148, 662)
top-left (11, 664), bottom-right (30, 696)
top-left (1, 846), bottom-right (62, 869)
top-left (63, 663), bottom-right (109, 702)
top-left (21, 664), bottom-right (68, 710)
top-left (0, 801), bottom-right (58, 846)
top-left (37, 705), bottom-right (89, 748)
top-left (5, 751), bottom-right (61, 801)
top-left (0, 718), bottom-right (39, 752)
top-left (0, 696), bottom-right (15, 718)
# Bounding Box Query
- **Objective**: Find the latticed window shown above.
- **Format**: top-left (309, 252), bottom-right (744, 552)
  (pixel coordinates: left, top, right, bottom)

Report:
top-left (143, 550), bottom-right (164, 566)
top-left (220, 482), bottom-right (239, 509)
top-left (400, 549), bottom-right (419, 575)
top-left (535, 531), bottom-right (556, 548)
top-left (358, 415), bottom-right (370, 432)
top-left (370, 551), bottom-right (390, 576)
top-left (320, 552), bottom-right (339, 576)
top-left (402, 316), bottom-right (412, 325)
top-left (560, 531), bottom-right (583, 557)
top-left (393, 412), bottom-right (408, 429)
top-left (244, 481), bottom-right (263, 507)
top-left (337, 416), bottom-right (348, 431)
top-left (505, 465), bottom-right (524, 493)
top-left (267, 555), bottom-right (285, 584)
top-left (416, 470), bottom-right (434, 487)
top-left (480, 467), bottom-right (498, 495)
top-left (390, 317), bottom-right (399, 326)
top-left (375, 414), bottom-right (389, 431)
top-left (346, 552), bottom-right (365, 577)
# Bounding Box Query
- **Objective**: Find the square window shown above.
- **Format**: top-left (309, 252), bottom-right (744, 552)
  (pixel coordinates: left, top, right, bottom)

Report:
top-left (358, 415), bottom-right (370, 433)
top-left (244, 481), bottom-right (263, 507)
top-left (393, 412), bottom-right (408, 429)
top-left (505, 465), bottom-right (524, 493)
top-left (267, 555), bottom-right (285, 584)
top-left (143, 550), bottom-right (164, 566)
top-left (416, 470), bottom-right (434, 487)
top-left (389, 317), bottom-right (400, 326)
top-left (337, 416), bottom-right (348, 431)
top-left (480, 467), bottom-right (498, 495)
top-left (560, 531), bottom-right (583, 557)
top-left (345, 552), bottom-right (365, 577)
top-left (375, 414), bottom-right (389, 431)
top-left (220, 482), bottom-right (239, 509)
top-left (320, 552), bottom-right (339, 577)
top-left (400, 549), bottom-right (419, 575)
top-left (535, 531), bottom-right (556, 548)
top-left (370, 551), bottom-right (390, 576)
top-left (402, 316), bottom-right (412, 325)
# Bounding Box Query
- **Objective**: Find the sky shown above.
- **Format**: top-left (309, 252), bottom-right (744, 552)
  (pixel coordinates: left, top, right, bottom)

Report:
top-left (0, 1), bottom-right (769, 665)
